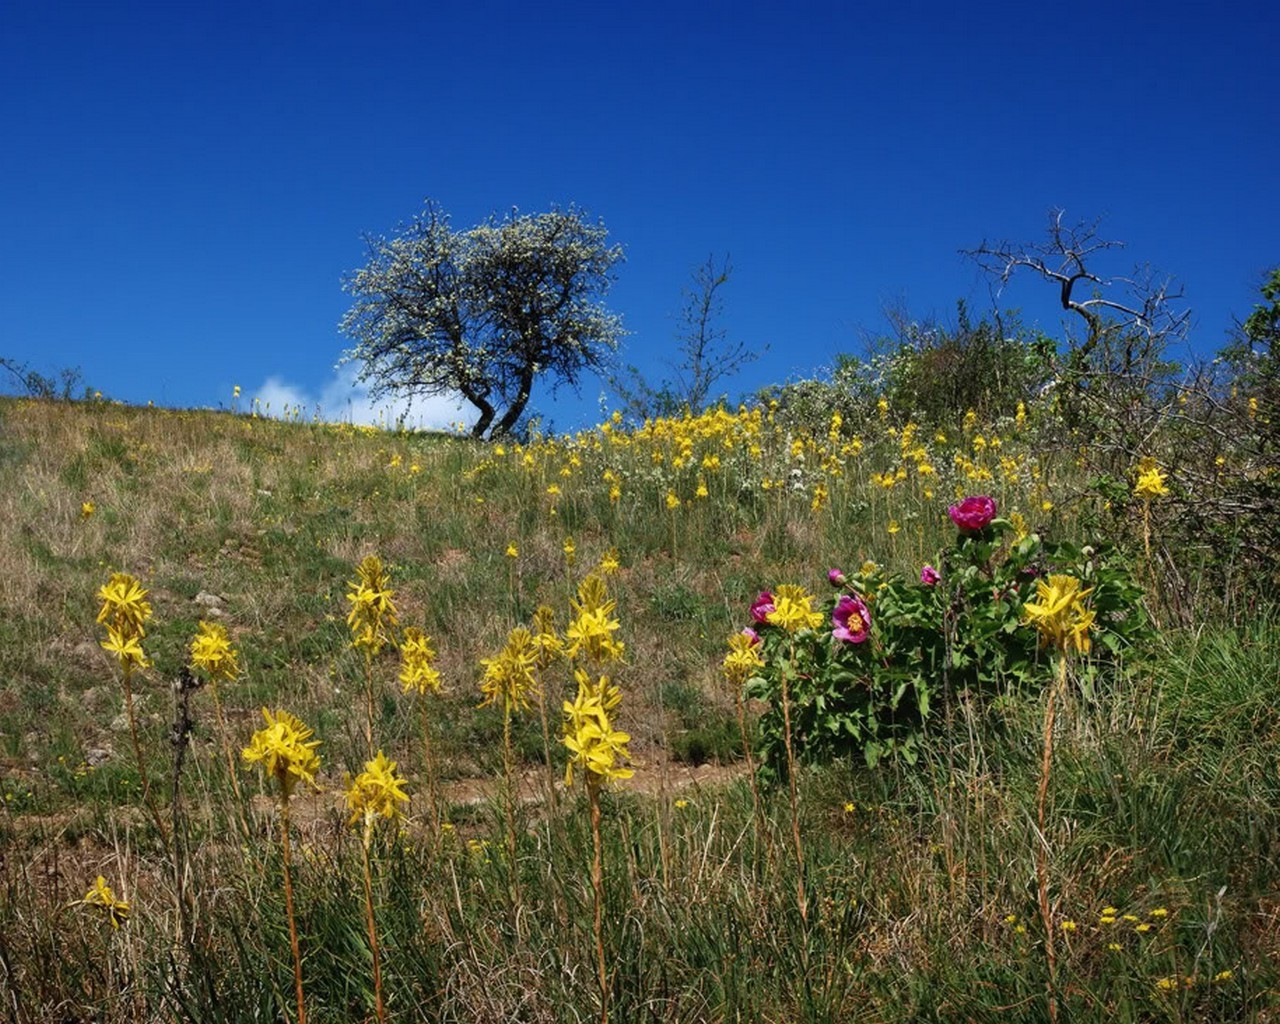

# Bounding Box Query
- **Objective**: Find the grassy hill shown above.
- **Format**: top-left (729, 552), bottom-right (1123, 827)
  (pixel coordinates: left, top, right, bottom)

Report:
top-left (0, 395), bottom-right (1276, 1022)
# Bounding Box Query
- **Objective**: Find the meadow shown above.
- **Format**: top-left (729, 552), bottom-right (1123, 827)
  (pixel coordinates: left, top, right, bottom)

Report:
top-left (0, 393), bottom-right (1276, 1023)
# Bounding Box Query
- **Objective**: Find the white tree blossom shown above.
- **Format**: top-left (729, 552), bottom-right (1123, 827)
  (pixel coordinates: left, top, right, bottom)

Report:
top-left (341, 201), bottom-right (624, 437)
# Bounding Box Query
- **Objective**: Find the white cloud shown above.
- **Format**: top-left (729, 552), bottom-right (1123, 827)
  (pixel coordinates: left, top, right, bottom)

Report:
top-left (249, 364), bottom-right (474, 432)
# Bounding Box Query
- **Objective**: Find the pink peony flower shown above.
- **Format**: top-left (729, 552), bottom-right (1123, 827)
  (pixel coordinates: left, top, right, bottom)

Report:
top-left (828, 569), bottom-right (847, 587)
top-left (948, 495), bottom-right (997, 532)
top-left (831, 594), bottom-right (871, 644)
top-left (750, 592), bottom-right (775, 624)
top-left (920, 564), bottom-right (940, 585)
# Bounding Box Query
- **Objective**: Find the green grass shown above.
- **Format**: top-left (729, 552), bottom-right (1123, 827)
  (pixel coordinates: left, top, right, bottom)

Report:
top-left (0, 395), bottom-right (1276, 1022)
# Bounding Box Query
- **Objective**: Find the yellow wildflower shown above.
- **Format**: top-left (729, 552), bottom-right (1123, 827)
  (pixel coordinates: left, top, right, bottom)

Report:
top-left (345, 750), bottom-right (409, 827)
top-left (1134, 463), bottom-right (1169, 499)
top-left (97, 572), bottom-right (152, 638)
top-left (189, 621), bottom-right (239, 683)
top-left (721, 630), bottom-right (765, 686)
top-left (242, 708), bottom-right (322, 798)
top-left (399, 627), bottom-right (442, 694)
top-left (1021, 575), bottom-right (1095, 655)
top-left (766, 584), bottom-right (824, 633)
top-left (75, 876), bottom-right (130, 928)
top-left (479, 627), bottom-right (540, 713)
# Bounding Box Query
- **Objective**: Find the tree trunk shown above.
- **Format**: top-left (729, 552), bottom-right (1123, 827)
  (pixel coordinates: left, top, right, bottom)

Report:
top-left (492, 371), bottom-right (535, 437)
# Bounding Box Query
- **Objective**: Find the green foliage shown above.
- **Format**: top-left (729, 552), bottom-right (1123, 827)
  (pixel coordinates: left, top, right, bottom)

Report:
top-left (747, 514), bottom-right (1150, 774)
top-left (763, 304), bottom-right (1054, 432)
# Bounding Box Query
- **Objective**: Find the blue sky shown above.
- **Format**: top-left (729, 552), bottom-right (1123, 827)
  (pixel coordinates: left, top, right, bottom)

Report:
top-left (3, 1), bottom-right (1276, 431)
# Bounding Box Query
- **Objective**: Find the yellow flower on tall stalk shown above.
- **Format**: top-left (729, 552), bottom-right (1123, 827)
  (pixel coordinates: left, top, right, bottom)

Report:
top-left (344, 750), bottom-right (408, 1024)
top-left (1021, 573), bottom-right (1094, 1019)
top-left (766, 585), bottom-right (824, 633)
top-left (97, 572), bottom-right (153, 640)
top-left (345, 751), bottom-right (409, 832)
top-left (96, 572), bottom-right (162, 837)
top-left (722, 629), bottom-right (768, 862)
top-left (242, 707), bottom-right (321, 1024)
top-left (1133, 462), bottom-right (1169, 499)
top-left (80, 500), bottom-right (95, 519)
top-left (74, 875), bottom-right (130, 928)
top-left (190, 621), bottom-right (239, 682)
top-left (562, 677), bottom-right (632, 1024)
top-left (1022, 575), bottom-right (1095, 656)
top-left (346, 555), bottom-right (398, 655)
top-left (566, 575), bottom-right (625, 664)
top-left (480, 627), bottom-right (541, 879)
top-left (722, 630), bottom-right (765, 686)
top-left (346, 555), bottom-right (397, 755)
top-left (241, 708), bottom-right (322, 797)
top-left (190, 620), bottom-right (246, 808)
top-left (479, 627), bottom-right (540, 714)
top-left (399, 626), bottom-right (443, 833)
top-left (398, 627), bottom-right (441, 695)
top-left (563, 697), bottom-right (633, 787)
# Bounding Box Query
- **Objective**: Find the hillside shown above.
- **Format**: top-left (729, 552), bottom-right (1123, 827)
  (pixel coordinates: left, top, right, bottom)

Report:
top-left (0, 395), bottom-right (1276, 1023)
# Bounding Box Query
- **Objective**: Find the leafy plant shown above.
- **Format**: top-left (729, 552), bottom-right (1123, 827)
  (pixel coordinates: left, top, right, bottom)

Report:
top-left (746, 504), bottom-right (1151, 773)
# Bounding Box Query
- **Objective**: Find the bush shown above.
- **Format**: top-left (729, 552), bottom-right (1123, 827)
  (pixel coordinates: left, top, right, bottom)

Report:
top-left (743, 500), bottom-right (1150, 775)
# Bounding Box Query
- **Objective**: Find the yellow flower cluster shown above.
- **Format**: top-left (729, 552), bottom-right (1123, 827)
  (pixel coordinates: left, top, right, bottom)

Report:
top-left (189, 620), bottom-right (240, 683)
top-left (345, 750), bottom-right (409, 828)
top-left (241, 708), bottom-right (322, 798)
top-left (766, 584), bottom-right (824, 633)
top-left (722, 630), bottom-right (765, 687)
top-left (346, 555), bottom-right (398, 654)
top-left (398, 627), bottom-right (442, 694)
top-left (1021, 575), bottom-right (1095, 655)
top-left (1134, 460), bottom-right (1169, 499)
top-left (563, 670), bottom-right (632, 788)
top-left (565, 575), bottom-right (625, 664)
top-left (479, 627), bottom-right (540, 713)
top-left (97, 572), bottom-right (152, 670)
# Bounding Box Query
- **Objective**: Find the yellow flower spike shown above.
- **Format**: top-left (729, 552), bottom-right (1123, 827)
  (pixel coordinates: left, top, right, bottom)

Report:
top-left (80, 501), bottom-right (95, 519)
top-left (345, 751), bottom-right (409, 827)
top-left (241, 708), bottom-right (322, 798)
top-left (101, 627), bottom-right (149, 670)
top-left (399, 627), bottom-right (442, 694)
top-left (721, 630), bottom-right (765, 687)
top-left (189, 621), bottom-right (240, 683)
top-left (479, 627), bottom-right (540, 714)
top-left (345, 555), bottom-right (398, 655)
top-left (97, 572), bottom-right (152, 638)
top-left (1021, 574), bottom-right (1094, 655)
top-left (505, 542), bottom-right (519, 559)
top-left (766, 585), bottom-right (824, 633)
top-left (75, 875), bottom-right (130, 928)
top-left (562, 693), bottom-right (633, 788)
top-left (1134, 463), bottom-right (1169, 499)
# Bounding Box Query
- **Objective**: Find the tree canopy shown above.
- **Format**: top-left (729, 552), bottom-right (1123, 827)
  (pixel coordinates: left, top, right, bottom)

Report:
top-left (341, 201), bottom-right (624, 437)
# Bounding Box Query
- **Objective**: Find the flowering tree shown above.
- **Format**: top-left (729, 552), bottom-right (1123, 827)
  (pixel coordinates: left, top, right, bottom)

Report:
top-left (341, 201), bottom-right (625, 437)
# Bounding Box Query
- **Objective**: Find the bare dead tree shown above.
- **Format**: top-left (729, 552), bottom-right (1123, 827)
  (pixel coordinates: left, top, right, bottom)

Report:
top-left (964, 209), bottom-right (1190, 366)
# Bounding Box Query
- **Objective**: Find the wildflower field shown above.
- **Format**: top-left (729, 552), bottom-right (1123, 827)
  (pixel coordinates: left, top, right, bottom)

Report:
top-left (0, 394), bottom-right (1277, 1023)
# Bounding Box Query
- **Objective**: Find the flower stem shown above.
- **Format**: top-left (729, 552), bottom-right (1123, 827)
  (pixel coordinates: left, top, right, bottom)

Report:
top-left (420, 700), bottom-right (441, 838)
top-left (502, 706), bottom-right (522, 919)
top-left (359, 828), bottom-right (386, 1024)
top-left (121, 661), bottom-right (169, 846)
top-left (279, 794), bottom-right (307, 1024)
top-left (1036, 654), bottom-right (1068, 1024)
top-left (363, 650), bottom-right (376, 759)
top-left (589, 780), bottom-right (608, 1024)
top-left (780, 642), bottom-right (807, 925)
